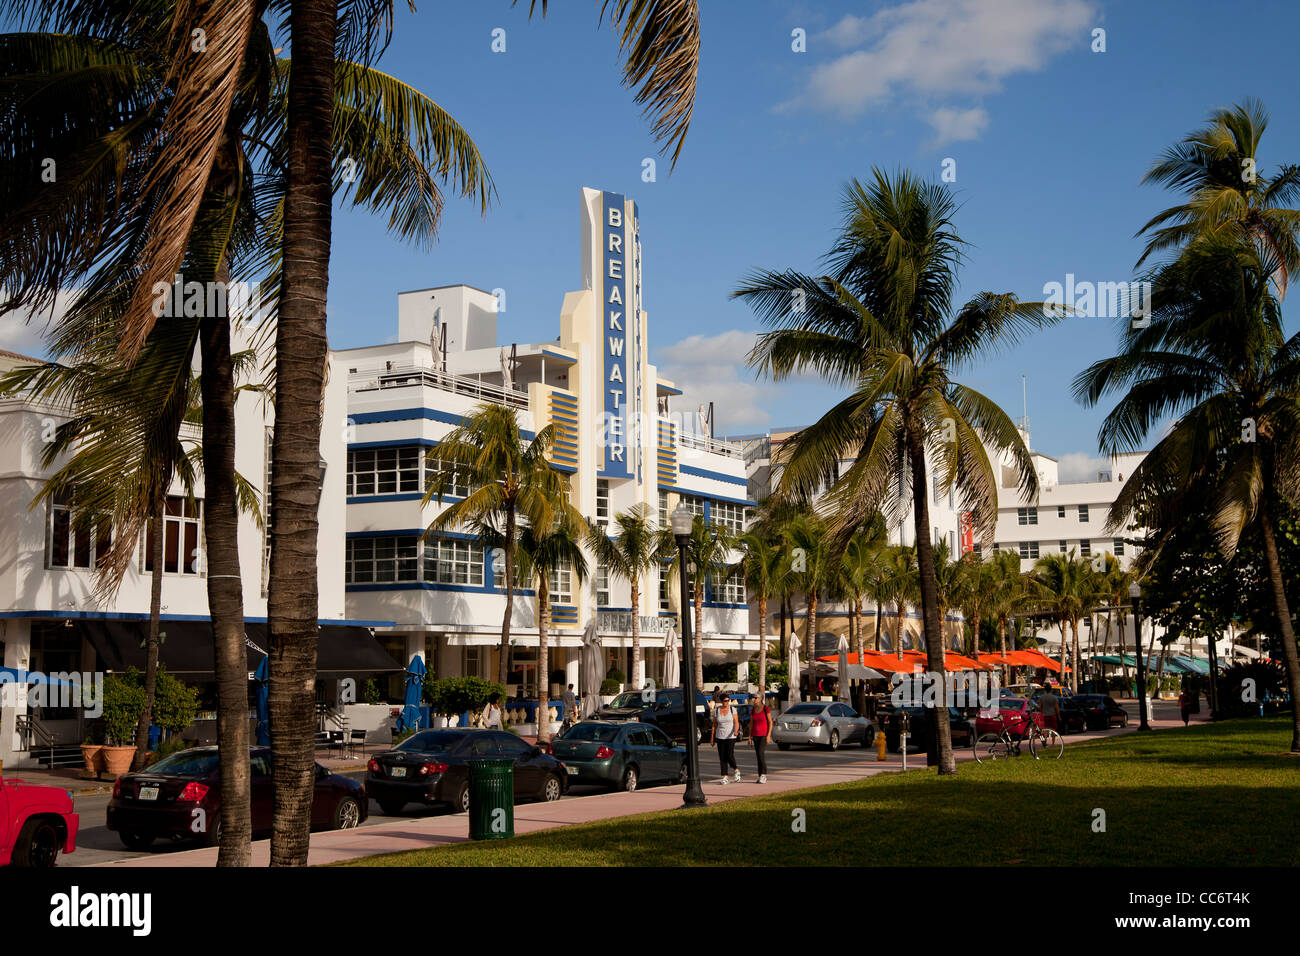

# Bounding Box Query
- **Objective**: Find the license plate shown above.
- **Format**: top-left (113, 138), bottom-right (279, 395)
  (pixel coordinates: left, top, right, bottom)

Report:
top-left (138, 786), bottom-right (159, 801)
top-left (566, 766), bottom-right (579, 775)
top-left (389, 766), bottom-right (407, 778)
top-left (785, 722), bottom-right (802, 730)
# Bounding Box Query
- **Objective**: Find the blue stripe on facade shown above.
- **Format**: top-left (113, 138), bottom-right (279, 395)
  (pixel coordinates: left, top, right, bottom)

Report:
top-left (348, 438), bottom-right (438, 450)
top-left (351, 407), bottom-right (535, 440)
top-left (0, 610), bottom-right (394, 626)
top-left (678, 465), bottom-right (748, 487)
top-left (674, 488), bottom-right (757, 508)
top-left (542, 350), bottom-right (577, 363)
top-left (345, 582), bottom-right (537, 597)
top-left (347, 493), bottom-right (444, 505)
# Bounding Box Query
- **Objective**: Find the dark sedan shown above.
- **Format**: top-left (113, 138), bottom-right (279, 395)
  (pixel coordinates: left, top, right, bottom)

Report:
top-left (592, 688), bottom-right (715, 744)
top-left (367, 728), bottom-right (568, 815)
top-left (547, 721), bottom-right (686, 791)
top-left (1072, 694), bottom-right (1131, 729)
top-left (880, 705), bottom-right (973, 753)
top-left (106, 746), bottom-right (366, 849)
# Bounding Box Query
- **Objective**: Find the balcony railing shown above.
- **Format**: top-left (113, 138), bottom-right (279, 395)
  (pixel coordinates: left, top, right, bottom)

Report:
top-left (676, 429), bottom-right (744, 460)
top-left (349, 365), bottom-right (529, 409)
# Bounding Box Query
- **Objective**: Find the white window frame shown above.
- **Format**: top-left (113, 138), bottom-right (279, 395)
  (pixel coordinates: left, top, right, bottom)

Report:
top-left (1078, 504), bottom-right (1090, 523)
top-left (141, 496), bottom-right (205, 576)
top-left (596, 479), bottom-right (610, 521)
top-left (347, 446), bottom-right (421, 497)
top-left (548, 556), bottom-right (574, 605)
top-left (595, 563), bottom-right (611, 606)
top-left (1018, 507), bottom-right (1037, 526)
top-left (1019, 540), bottom-right (1039, 560)
top-left (425, 536), bottom-right (484, 586)
top-left (47, 496), bottom-right (112, 571)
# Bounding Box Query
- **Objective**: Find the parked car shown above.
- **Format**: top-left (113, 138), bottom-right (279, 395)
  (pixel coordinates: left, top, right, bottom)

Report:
top-left (1072, 694), bottom-right (1131, 729)
top-left (773, 701), bottom-right (875, 751)
top-left (975, 698), bottom-right (1044, 738)
top-left (1053, 696), bottom-right (1088, 733)
top-left (880, 705), bottom-right (973, 752)
top-left (593, 687), bottom-right (716, 744)
top-left (548, 721), bottom-right (686, 791)
top-left (0, 775), bottom-right (78, 867)
top-left (367, 728), bottom-right (567, 815)
top-left (107, 746), bottom-right (365, 849)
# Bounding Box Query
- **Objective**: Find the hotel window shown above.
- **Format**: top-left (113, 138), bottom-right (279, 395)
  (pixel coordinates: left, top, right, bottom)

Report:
top-left (1018, 507), bottom-right (1037, 526)
top-left (1059, 540), bottom-right (1068, 553)
top-left (345, 535), bottom-right (418, 584)
top-left (659, 564), bottom-right (672, 612)
top-left (1080, 540), bottom-right (1091, 558)
top-left (1113, 538), bottom-right (1125, 557)
top-left (712, 501), bottom-right (745, 534)
top-left (711, 573), bottom-right (746, 604)
top-left (144, 496), bottom-right (204, 575)
top-left (1019, 541), bottom-right (1039, 560)
top-left (658, 490), bottom-right (668, 520)
top-left (347, 446), bottom-right (420, 496)
top-left (48, 495), bottom-right (112, 570)
top-left (933, 474), bottom-right (941, 504)
top-left (462, 646), bottom-right (485, 678)
top-left (424, 456), bottom-right (471, 499)
top-left (680, 495), bottom-right (706, 518)
top-left (548, 556), bottom-right (574, 605)
top-left (596, 479), bottom-right (610, 521)
top-left (1057, 505), bottom-right (1066, 519)
top-left (1078, 504), bottom-right (1089, 522)
top-left (424, 536), bottom-right (484, 586)
top-left (596, 563), bottom-right (610, 606)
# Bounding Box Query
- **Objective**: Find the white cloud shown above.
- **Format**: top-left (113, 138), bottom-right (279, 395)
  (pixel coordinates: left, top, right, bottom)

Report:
top-left (793, 0), bottom-right (1095, 140)
top-left (926, 106), bottom-right (989, 145)
top-left (1055, 452), bottom-right (1110, 483)
top-left (653, 329), bottom-right (772, 435)
top-left (0, 290), bottom-right (76, 360)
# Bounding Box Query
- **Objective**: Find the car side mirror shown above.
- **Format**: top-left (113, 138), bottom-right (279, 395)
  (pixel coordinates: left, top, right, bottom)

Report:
top-left (529, 747), bottom-right (542, 758)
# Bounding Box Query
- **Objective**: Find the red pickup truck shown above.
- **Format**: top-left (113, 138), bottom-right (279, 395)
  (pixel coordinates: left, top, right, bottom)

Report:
top-left (0, 775), bottom-right (79, 867)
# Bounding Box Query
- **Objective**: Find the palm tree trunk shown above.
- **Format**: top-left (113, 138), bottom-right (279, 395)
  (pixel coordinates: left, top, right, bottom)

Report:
top-left (757, 596), bottom-right (769, 690)
top-left (200, 313), bottom-right (251, 867)
top-left (537, 581), bottom-right (550, 744)
top-left (1118, 610), bottom-right (1131, 693)
top-left (1058, 619), bottom-right (1069, 682)
top-left (132, 491), bottom-right (166, 771)
top-left (895, 600), bottom-right (905, 659)
top-left (1070, 619), bottom-right (1080, 694)
top-left (779, 595), bottom-right (788, 661)
top-left (630, 580), bottom-right (641, 689)
top-left (806, 590), bottom-right (818, 696)
top-left (906, 429), bottom-right (954, 773)
top-left (500, 509), bottom-right (517, 687)
top-left (874, 600), bottom-right (882, 652)
top-left (269, 0), bottom-right (338, 867)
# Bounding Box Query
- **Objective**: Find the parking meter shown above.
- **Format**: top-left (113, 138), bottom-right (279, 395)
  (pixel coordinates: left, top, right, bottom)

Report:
top-left (899, 710), bottom-right (910, 770)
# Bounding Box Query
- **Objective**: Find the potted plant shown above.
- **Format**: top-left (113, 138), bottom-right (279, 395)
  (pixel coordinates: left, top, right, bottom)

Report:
top-left (100, 674), bottom-right (146, 777)
top-left (599, 677), bottom-right (620, 705)
top-left (79, 734), bottom-right (104, 778)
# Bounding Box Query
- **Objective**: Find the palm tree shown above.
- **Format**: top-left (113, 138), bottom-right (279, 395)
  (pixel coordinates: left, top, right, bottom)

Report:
top-left (1075, 234), bottom-right (1300, 751)
top-left (955, 551), bottom-right (993, 657)
top-left (735, 169), bottom-right (1056, 773)
top-left (664, 514), bottom-right (737, 691)
top-left (1094, 553), bottom-right (1137, 690)
top-left (880, 544), bottom-right (919, 658)
top-left (517, 517), bottom-right (588, 745)
top-left (782, 512), bottom-right (833, 694)
top-left (424, 403), bottom-right (579, 687)
top-left (1135, 98), bottom-right (1300, 296)
top-left (836, 534), bottom-right (879, 659)
top-left (1031, 551), bottom-right (1097, 694)
top-left (985, 549), bottom-right (1027, 663)
top-left (734, 531), bottom-right (785, 691)
top-left (931, 537), bottom-right (964, 652)
top-left (585, 505), bottom-right (666, 689)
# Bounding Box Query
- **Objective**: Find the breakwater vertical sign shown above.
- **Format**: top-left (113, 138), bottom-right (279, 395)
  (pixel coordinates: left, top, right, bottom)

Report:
top-left (601, 191), bottom-right (631, 478)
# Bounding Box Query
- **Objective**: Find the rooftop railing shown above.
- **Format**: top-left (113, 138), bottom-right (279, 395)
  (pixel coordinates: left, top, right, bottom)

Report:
top-left (349, 364), bottom-right (529, 409)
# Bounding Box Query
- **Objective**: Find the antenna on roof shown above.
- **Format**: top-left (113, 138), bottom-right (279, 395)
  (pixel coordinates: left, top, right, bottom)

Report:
top-left (1017, 375), bottom-right (1030, 445)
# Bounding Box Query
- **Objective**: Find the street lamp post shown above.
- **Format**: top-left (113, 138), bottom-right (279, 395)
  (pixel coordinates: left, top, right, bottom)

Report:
top-left (1128, 581), bottom-right (1151, 731)
top-left (671, 505), bottom-right (707, 808)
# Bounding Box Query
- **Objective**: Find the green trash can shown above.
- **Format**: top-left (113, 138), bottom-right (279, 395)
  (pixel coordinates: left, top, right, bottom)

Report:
top-left (467, 757), bottom-right (515, 840)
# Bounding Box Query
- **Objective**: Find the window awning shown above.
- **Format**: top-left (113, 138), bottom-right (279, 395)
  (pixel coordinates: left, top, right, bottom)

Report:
top-left (79, 620), bottom-right (401, 679)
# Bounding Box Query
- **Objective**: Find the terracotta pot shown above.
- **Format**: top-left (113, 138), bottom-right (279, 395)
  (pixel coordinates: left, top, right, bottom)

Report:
top-left (80, 744), bottom-right (105, 777)
top-left (101, 745), bottom-right (136, 777)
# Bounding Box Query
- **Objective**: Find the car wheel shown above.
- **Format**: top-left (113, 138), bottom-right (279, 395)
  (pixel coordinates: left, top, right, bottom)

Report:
top-left (541, 774), bottom-right (562, 802)
top-left (12, 818), bottom-right (61, 867)
top-left (678, 761), bottom-right (687, 783)
top-left (333, 796), bottom-right (362, 830)
top-left (828, 729), bottom-right (841, 751)
top-left (454, 781), bottom-right (471, 814)
top-left (377, 799), bottom-right (406, 816)
top-left (777, 742), bottom-right (790, 751)
top-left (202, 816), bottom-right (223, 848)
top-left (620, 765), bottom-right (639, 793)
top-left (860, 727), bottom-right (875, 748)
top-left (120, 830), bottom-right (154, 851)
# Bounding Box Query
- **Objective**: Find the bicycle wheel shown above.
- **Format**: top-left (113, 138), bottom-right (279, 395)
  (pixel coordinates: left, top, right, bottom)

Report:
top-left (973, 734), bottom-right (1007, 763)
top-left (1030, 728), bottom-right (1064, 759)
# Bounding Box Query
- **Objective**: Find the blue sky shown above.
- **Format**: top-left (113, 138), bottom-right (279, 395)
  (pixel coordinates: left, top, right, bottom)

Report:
top-left (6, 1), bottom-right (1297, 479)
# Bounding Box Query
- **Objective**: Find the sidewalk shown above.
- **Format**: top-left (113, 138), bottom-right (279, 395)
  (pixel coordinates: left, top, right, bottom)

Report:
top-left (0, 766), bottom-right (116, 795)
top-left (94, 706), bottom-right (1192, 868)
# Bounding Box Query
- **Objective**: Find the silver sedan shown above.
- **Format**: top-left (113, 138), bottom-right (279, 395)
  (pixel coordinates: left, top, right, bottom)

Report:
top-left (772, 702), bottom-right (875, 751)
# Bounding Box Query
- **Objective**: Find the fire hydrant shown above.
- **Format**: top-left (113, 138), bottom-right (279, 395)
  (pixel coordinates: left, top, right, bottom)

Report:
top-left (875, 723), bottom-right (887, 761)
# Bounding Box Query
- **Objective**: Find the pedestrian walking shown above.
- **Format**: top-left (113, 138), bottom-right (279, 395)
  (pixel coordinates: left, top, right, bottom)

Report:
top-left (561, 684), bottom-right (578, 728)
top-left (748, 690), bottom-right (772, 784)
top-left (1179, 688), bottom-right (1191, 726)
top-left (712, 695), bottom-right (741, 784)
top-left (1038, 685), bottom-right (1060, 731)
top-left (480, 692), bottom-right (504, 730)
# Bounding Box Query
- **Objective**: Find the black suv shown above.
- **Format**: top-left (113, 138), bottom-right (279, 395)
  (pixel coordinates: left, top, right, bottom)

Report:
top-left (879, 704), bottom-right (973, 753)
top-left (593, 688), bottom-right (718, 744)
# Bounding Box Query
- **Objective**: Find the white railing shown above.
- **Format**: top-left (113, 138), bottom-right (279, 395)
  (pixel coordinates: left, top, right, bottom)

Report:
top-left (677, 430), bottom-right (744, 459)
top-left (349, 365), bottom-right (529, 409)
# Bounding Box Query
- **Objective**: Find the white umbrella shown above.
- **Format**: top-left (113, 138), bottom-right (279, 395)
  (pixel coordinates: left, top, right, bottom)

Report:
top-left (787, 634), bottom-right (802, 704)
top-left (580, 618), bottom-right (603, 717)
top-left (662, 626), bottom-right (681, 690)
top-left (836, 634), bottom-right (851, 702)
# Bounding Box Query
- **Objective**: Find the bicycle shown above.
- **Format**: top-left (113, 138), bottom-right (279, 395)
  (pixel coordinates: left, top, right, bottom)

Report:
top-left (972, 710), bottom-right (1063, 762)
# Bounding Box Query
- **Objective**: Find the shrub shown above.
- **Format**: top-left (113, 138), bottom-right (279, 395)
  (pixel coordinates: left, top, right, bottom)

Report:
top-left (426, 676), bottom-right (507, 717)
top-left (762, 662), bottom-right (789, 689)
top-left (599, 678), bottom-right (621, 695)
top-left (605, 667), bottom-right (626, 684)
top-left (702, 662), bottom-right (737, 683)
top-left (1218, 661), bottom-right (1288, 717)
top-left (363, 678), bottom-right (382, 705)
top-left (101, 674), bottom-right (147, 746)
top-left (122, 666), bottom-right (199, 735)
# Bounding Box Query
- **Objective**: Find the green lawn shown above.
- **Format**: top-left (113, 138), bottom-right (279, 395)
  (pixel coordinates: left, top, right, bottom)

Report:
top-left (341, 717), bottom-right (1300, 867)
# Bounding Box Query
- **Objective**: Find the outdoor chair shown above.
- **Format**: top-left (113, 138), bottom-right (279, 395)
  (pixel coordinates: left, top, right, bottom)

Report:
top-left (348, 729), bottom-right (367, 758)
top-left (328, 730), bottom-right (345, 757)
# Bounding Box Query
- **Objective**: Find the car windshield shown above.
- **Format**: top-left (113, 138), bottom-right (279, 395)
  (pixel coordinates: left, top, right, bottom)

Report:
top-left (784, 704), bottom-right (825, 715)
top-left (607, 692), bottom-right (645, 709)
top-left (145, 750), bottom-right (220, 777)
top-left (558, 724), bottom-right (622, 742)
top-left (396, 731), bottom-right (463, 753)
